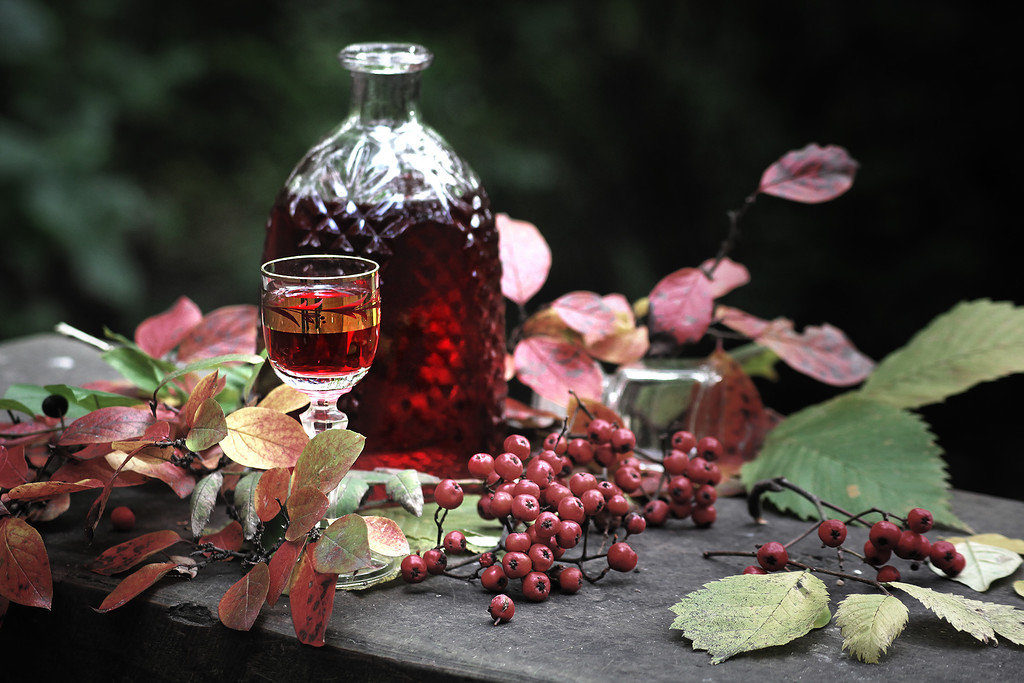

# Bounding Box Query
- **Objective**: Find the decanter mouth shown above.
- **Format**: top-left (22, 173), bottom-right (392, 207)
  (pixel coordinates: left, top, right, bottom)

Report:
top-left (339, 43), bottom-right (433, 75)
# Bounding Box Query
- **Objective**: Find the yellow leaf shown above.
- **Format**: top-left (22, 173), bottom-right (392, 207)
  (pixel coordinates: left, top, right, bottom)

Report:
top-left (257, 384), bottom-right (310, 414)
top-left (943, 533), bottom-right (1024, 556)
top-left (221, 407), bottom-right (308, 469)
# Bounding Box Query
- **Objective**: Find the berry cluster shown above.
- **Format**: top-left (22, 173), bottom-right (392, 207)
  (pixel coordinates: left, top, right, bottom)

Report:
top-left (642, 431), bottom-right (723, 527)
top-left (741, 507), bottom-right (965, 583)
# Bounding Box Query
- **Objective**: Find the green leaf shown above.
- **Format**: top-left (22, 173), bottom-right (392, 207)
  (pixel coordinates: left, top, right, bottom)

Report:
top-left (189, 472), bottom-right (223, 538)
top-left (153, 353), bottom-right (264, 396)
top-left (43, 384), bottom-right (143, 410)
top-left (928, 541), bottom-right (1023, 592)
top-left (891, 582), bottom-right (996, 643)
top-left (733, 343), bottom-right (781, 381)
top-left (981, 604), bottom-right (1024, 646)
top-left (812, 604), bottom-right (832, 629)
top-left (326, 475), bottom-right (371, 519)
top-left (184, 398), bottom-right (227, 452)
top-left (834, 594), bottom-right (909, 664)
top-left (1014, 581), bottom-right (1024, 599)
top-left (861, 299), bottom-right (1024, 408)
top-left (0, 398), bottom-right (38, 416)
top-left (234, 471), bottom-right (262, 540)
top-left (101, 346), bottom-right (176, 393)
top-left (740, 394), bottom-right (963, 528)
top-left (373, 495), bottom-right (503, 553)
top-left (385, 469), bottom-right (424, 516)
top-left (3, 384), bottom-right (86, 420)
top-left (313, 514), bottom-right (373, 574)
top-left (292, 429), bottom-right (365, 494)
top-left (668, 571), bottom-right (830, 664)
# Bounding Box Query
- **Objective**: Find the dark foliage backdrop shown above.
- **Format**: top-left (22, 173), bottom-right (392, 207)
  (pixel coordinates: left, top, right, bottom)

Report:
top-left (1, 2), bottom-right (1021, 496)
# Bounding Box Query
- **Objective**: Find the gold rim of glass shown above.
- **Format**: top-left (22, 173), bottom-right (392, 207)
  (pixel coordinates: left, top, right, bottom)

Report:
top-left (260, 254), bottom-right (379, 281)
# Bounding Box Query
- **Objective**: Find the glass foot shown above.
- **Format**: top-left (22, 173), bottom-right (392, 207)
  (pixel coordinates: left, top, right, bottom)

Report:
top-left (335, 554), bottom-right (402, 590)
top-left (299, 392), bottom-right (348, 437)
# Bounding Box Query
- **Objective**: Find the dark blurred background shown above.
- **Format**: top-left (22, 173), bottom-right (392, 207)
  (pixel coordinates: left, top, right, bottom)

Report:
top-left (1, 2), bottom-right (1020, 497)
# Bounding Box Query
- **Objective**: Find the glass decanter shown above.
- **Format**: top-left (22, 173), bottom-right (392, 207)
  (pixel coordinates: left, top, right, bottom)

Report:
top-left (263, 43), bottom-right (506, 478)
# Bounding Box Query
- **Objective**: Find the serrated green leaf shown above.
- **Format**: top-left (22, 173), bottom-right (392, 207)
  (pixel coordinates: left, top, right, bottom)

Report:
top-left (928, 541), bottom-right (1023, 592)
top-left (668, 571), bottom-right (830, 664)
top-left (980, 604), bottom-right (1024, 645)
top-left (234, 471), bottom-right (261, 540)
top-left (326, 475), bottom-right (371, 518)
top-left (190, 471), bottom-right (223, 538)
top-left (373, 495), bottom-right (503, 553)
top-left (740, 394), bottom-right (963, 528)
top-left (385, 469), bottom-right (424, 516)
top-left (185, 398), bottom-right (227, 452)
top-left (292, 429), bottom-right (365, 494)
top-left (313, 514), bottom-right (372, 574)
top-left (835, 594), bottom-right (908, 663)
top-left (891, 582), bottom-right (996, 643)
top-left (861, 299), bottom-right (1024, 408)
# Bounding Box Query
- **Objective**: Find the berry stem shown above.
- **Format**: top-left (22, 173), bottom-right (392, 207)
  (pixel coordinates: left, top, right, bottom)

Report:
top-left (568, 391), bottom-right (596, 421)
top-left (785, 559), bottom-right (891, 595)
top-left (704, 190), bottom-right (758, 279)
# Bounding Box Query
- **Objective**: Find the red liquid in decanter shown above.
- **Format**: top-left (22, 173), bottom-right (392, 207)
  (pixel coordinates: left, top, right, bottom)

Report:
top-left (263, 190), bottom-right (505, 477)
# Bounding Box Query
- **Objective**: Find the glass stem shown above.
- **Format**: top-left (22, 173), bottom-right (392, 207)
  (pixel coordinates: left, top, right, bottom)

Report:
top-left (300, 391), bottom-right (348, 436)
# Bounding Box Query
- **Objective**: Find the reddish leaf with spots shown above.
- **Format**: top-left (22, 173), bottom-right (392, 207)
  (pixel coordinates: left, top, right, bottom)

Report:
top-left (290, 544), bottom-right (337, 647)
top-left (199, 521), bottom-right (245, 552)
top-left (255, 467), bottom-right (291, 523)
top-left (88, 530), bottom-right (183, 576)
top-left (95, 562), bottom-right (177, 612)
top-left (758, 143), bottom-right (858, 204)
top-left (716, 306), bottom-right (875, 386)
top-left (177, 305), bottom-right (258, 362)
top-left (685, 349), bottom-right (781, 479)
top-left (219, 562), bottom-right (270, 631)
top-left (551, 291), bottom-right (618, 346)
top-left (266, 538), bottom-right (304, 606)
top-left (0, 419), bottom-right (56, 448)
top-left (134, 296), bottom-right (203, 359)
top-left (285, 487), bottom-right (330, 542)
top-left (0, 445), bottom-right (30, 488)
top-left (0, 516), bottom-right (52, 609)
top-left (497, 213), bottom-right (551, 305)
top-left (648, 268), bottom-right (714, 344)
top-left (699, 257), bottom-right (751, 299)
top-left (6, 478), bottom-right (105, 502)
top-left (513, 337), bottom-right (603, 406)
top-left (364, 516), bottom-right (411, 558)
top-left (57, 407), bottom-right (154, 446)
top-left (50, 458), bottom-right (147, 488)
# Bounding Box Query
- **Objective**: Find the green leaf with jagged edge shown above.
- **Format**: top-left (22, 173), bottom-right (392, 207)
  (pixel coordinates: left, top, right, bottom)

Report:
top-left (835, 594), bottom-right (909, 664)
top-left (894, 581), bottom-right (1024, 646)
top-left (861, 299), bottom-right (1024, 409)
top-left (385, 469), bottom-right (424, 516)
top-left (373, 495), bottom-right (503, 554)
top-left (928, 541), bottom-right (1022, 592)
top-left (233, 471), bottom-right (262, 540)
top-left (668, 571), bottom-right (829, 664)
top-left (189, 471), bottom-right (223, 538)
top-left (740, 394), bottom-right (964, 528)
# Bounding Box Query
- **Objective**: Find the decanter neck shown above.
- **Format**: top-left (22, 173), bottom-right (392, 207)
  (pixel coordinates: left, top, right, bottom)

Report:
top-left (349, 71), bottom-right (421, 126)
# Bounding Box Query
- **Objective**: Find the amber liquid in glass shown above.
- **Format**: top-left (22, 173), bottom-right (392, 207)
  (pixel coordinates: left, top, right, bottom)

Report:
top-left (263, 191), bottom-right (505, 477)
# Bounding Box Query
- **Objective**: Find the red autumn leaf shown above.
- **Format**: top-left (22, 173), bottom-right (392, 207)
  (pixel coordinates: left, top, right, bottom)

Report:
top-left (88, 530), bottom-right (183, 576)
top-left (85, 448), bottom-right (144, 540)
top-left (285, 486), bottom-right (330, 542)
top-left (110, 420), bottom-right (172, 454)
top-left (26, 493), bottom-right (70, 523)
top-left (503, 397), bottom-right (559, 431)
top-left (177, 305), bottom-right (258, 362)
top-left (218, 562), bottom-right (270, 631)
top-left (255, 467), bottom-right (291, 523)
top-left (199, 520), bottom-right (244, 552)
top-left (0, 445), bottom-right (30, 488)
top-left (551, 291), bottom-right (618, 346)
top-left (513, 337), bottom-right (603, 406)
top-left (584, 295), bottom-right (649, 365)
top-left (0, 516), bottom-right (52, 609)
top-left (289, 544), bottom-right (337, 647)
top-left (699, 257), bottom-right (751, 299)
top-left (58, 407), bottom-right (154, 446)
top-left (716, 306), bottom-right (875, 386)
top-left (180, 371), bottom-right (226, 429)
top-left (758, 143), bottom-right (858, 204)
top-left (106, 454), bottom-right (195, 498)
top-left (1, 418), bottom-right (60, 448)
top-left (134, 296), bottom-right (203, 359)
top-left (5, 478), bottom-right (104, 502)
top-left (648, 267), bottom-right (714, 344)
top-left (50, 458), bottom-right (147, 488)
top-left (266, 538), bottom-right (304, 607)
top-left (95, 561), bottom-right (177, 613)
top-left (684, 348), bottom-right (780, 479)
top-left (497, 213), bottom-right (551, 305)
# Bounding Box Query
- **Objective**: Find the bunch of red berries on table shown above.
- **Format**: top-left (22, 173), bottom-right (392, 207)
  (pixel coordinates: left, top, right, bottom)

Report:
top-left (637, 429), bottom-right (724, 528)
top-left (740, 507), bottom-right (966, 584)
top-left (399, 426), bottom-right (662, 624)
